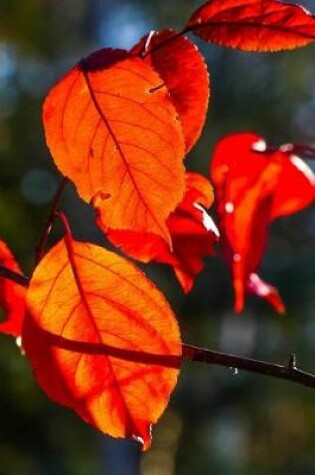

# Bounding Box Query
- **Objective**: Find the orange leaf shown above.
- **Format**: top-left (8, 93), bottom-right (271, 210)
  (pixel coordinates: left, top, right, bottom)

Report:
top-left (210, 132), bottom-right (314, 313)
top-left (95, 172), bottom-right (219, 292)
top-left (23, 233), bottom-right (181, 450)
top-left (187, 0), bottom-right (315, 52)
top-left (131, 29), bottom-right (209, 152)
top-left (0, 241), bottom-right (26, 337)
top-left (43, 48), bottom-right (185, 242)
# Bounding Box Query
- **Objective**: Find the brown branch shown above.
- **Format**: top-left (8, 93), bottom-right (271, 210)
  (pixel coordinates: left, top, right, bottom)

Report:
top-left (1, 266), bottom-right (314, 389)
top-left (182, 344), bottom-right (315, 389)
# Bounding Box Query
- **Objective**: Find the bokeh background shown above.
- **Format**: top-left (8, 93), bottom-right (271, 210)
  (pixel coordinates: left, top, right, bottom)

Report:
top-left (0, 0), bottom-right (314, 474)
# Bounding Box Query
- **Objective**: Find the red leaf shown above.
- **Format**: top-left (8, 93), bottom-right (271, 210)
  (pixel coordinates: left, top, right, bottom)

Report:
top-left (131, 29), bottom-right (209, 152)
top-left (270, 149), bottom-right (315, 219)
top-left (43, 48), bottom-right (185, 243)
top-left (247, 273), bottom-right (285, 314)
top-left (187, 0), bottom-right (315, 52)
top-left (210, 132), bottom-right (314, 313)
top-left (94, 173), bottom-right (219, 292)
top-left (0, 241), bottom-right (26, 337)
top-left (23, 233), bottom-right (181, 450)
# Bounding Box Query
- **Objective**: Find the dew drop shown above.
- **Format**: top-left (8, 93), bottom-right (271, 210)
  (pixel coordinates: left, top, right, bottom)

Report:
top-left (230, 367), bottom-right (239, 375)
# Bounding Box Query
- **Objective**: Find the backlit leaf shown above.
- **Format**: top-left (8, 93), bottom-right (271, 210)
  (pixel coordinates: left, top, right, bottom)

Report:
top-left (247, 273), bottom-right (285, 314)
top-left (94, 172), bottom-right (219, 292)
top-left (23, 234), bottom-right (181, 450)
top-left (187, 0), bottom-right (315, 52)
top-left (0, 241), bottom-right (26, 337)
top-left (271, 150), bottom-right (315, 219)
top-left (131, 29), bottom-right (209, 152)
top-left (43, 48), bottom-right (185, 242)
top-left (210, 132), bottom-right (314, 313)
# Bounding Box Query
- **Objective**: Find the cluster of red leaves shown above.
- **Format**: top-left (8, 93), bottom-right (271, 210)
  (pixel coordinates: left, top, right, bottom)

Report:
top-left (211, 133), bottom-right (315, 314)
top-left (0, 0), bottom-right (315, 450)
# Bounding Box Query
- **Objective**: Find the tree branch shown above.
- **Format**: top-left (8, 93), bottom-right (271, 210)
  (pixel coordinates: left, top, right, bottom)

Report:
top-left (182, 344), bottom-right (315, 389)
top-left (1, 266), bottom-right (314, 389)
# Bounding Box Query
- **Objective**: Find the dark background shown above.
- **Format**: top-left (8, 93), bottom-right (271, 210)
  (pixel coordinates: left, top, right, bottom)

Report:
top-left (0, 0), bottom-right (314, 473)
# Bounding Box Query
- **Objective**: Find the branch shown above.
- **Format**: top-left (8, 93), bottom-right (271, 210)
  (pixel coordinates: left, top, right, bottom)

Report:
top-left (1, 266), bottom-right (314, 389)
top-left (182, 344), bottom-right (315, 389)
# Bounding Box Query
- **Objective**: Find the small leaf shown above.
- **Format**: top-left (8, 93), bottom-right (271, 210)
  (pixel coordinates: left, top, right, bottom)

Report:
top-left (131, 29), bottom-right (209, 152)
top-left (23, 235), bottom-right (181, 450)
top-left (43, 48), bottom-right (185, 242)
top-left (247, 273), bottom-right (285, 314)
top-left (0, 241), bottom-right (26, 337)
top-left (187, 0), bottom-right (315, 52)
top-left (95, 172), bottom-right (219, 292)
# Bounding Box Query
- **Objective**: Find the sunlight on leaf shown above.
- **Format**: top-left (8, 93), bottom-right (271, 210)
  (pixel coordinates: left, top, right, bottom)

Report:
top-left (94, 172), bottom-right (218, 292)
top-left (210, 132), bottom-right (315, 313)
top-left (24, 234), bottom-right (181, 450)
top-left (188, 0), bottom-right (315, 51)
top-left (43, 48), bottom-right (185, 242)
top-left (131, 29), bottom-right (209, 152)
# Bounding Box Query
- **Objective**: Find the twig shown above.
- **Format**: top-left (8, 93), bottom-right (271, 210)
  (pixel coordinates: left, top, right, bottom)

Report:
top-left (182, 344), bottom-right (315, 389)
top-left (0, 266), bottom-right (314, 389)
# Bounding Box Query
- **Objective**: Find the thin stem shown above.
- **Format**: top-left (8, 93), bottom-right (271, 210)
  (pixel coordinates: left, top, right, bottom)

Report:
top-left (141, 28), bottom-right (190, 58)
top-left (35, 177), bottom-right (68, 264)
top-left (182, 344), bottom-right (315, 389)
top-left (1, 266), bottom-right (314, 389)
top-left (289, 145), bottom-right (315, 159)
top-left (0, 265), bottom-right (29, 287)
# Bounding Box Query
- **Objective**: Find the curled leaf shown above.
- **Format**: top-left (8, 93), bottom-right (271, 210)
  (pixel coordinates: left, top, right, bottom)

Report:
top-left (187, 0), bottom-right (315, 52)
top-left (210, 132), bottom-right (314, 313)
top-left (23, 234), bottom-right (181, 450)
top-left (43, 48), bottom-right (185, 242)
top-left (95, 172), bottom-right (219, 293)
top-left (131, 29), bottom-right (209, 152)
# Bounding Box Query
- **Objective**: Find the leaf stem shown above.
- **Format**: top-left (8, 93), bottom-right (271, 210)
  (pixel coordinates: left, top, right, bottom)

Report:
top-left (35, 177), bottom-right (68, 264)
top-left (289, 145), bottom-right (315, 159)
top-left (0, 265), bottom-right (29, 287)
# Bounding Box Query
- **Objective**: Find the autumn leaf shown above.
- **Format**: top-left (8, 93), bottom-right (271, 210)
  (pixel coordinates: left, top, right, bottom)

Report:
top-left (43, 48), bottom-right (185, 243)
top-left (131, 29), bottom-right (209, 152)
top-left (23, 227), bottom-right (181, 450)
top-left (187, 0), bottom-right (315, 52)
top-left (94, 172), bottom-right (219, 293)
top-left (210, 132), bottom-right (314, 313)
top-left (247, 273), bottom-right (285, 314)
top-left (0, 240), bottom-right (26, 337)
top-left (270, 148), bottom-right (315, 219)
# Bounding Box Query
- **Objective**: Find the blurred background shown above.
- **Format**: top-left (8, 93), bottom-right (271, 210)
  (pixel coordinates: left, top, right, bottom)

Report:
top-left (0, 0), bottom-right (314, 473)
